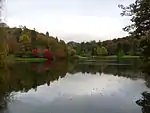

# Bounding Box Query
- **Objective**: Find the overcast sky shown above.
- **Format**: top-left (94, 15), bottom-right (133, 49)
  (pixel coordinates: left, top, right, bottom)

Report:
top-left (5, 0), bottom-right (133, 42)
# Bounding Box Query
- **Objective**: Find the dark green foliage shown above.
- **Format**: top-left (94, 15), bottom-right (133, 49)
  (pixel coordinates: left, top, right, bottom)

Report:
top-left (140, 35), bottom-right (150, 62)
top-left (119, 0), bottom-right (150, 74)
top-left (25, 51), bottom-right (35, 58)
top-left (96, 46), bottom-right (108, 56)
top-left (117, 49), bottom-right (125, 59)
top-left (119, 0), bottom-right (150, 36)
top-left (122, 40), bottom-right (131, 55)
top-left (105, 41), bottom-right (116, 55)
top-left (119, 0), bottom-right (150, 57)
top-left (136, 91), bottom-right (150, 113)
top-left (67, 35), bottom-right (141, 57)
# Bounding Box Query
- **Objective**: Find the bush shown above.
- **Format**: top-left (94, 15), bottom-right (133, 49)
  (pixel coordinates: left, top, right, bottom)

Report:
top-left (32, 49), bottom-right (39, 57)
top-left (25, 51), bottom-right (35, 58)
top-left (43, 49), bottom-right (53, 59)
top-left (15, 51), bottom-right (24, 57)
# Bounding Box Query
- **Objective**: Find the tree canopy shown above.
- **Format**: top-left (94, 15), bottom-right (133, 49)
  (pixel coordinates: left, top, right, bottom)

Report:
top-left (0, 25), bottom-right (68, 59)
top-left (119, 0), bottom-right (150, 62)
top-left (119, 0), bottom-right (150, 36)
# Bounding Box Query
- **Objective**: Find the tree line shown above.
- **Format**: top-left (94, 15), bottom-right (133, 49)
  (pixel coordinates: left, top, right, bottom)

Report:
top-left (0, 25), bottom-right (68, 61)
top-left (67, 35), bottom-right (141, 57)
top-left (68, 0), bottom-right (150, 65)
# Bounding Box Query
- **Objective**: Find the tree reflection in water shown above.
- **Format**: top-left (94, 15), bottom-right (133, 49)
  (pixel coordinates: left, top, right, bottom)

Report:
top-left (136, 59), bottom-right (150, 113)
top-left (68, 59), bottom-right (142, 79)
top-left (136, 91), bottom-right (150, 113)
top-left (0, 59), bottom-right (148, 113)
top-left (0, 60), bottom-right (68, 111)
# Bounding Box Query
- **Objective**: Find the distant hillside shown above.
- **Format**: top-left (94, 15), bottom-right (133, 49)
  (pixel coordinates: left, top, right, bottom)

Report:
top-left (1, 25), bottom-right (68, 58)
top-left (67, 35), bottom-right (141, 56)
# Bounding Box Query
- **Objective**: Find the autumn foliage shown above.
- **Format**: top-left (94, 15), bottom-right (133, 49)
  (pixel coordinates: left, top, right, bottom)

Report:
top-left (32, 49), bottom-right (54, 60)
top-left (32, 49), bottom-right (38, 57)
top-left (43, 49), bottom-right (54, 60)
top-left (2, 26), bottom-right (68, 59)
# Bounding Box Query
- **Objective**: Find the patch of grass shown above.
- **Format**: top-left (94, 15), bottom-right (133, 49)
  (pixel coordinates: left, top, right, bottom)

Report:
top-left (94, 55), bottom-right (140, 59)
top-left (73, 55), bottom-right (88, 60)
top-left (122, 56), bottom-right (140, 58)
top-left (15, 57), bottom-right (47, 62)
top-left (75, 55), bottom-right (140, 61)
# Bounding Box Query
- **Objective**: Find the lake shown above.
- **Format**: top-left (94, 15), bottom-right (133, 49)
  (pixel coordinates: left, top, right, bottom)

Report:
top-left (0, 59), bottom-right (150, 113)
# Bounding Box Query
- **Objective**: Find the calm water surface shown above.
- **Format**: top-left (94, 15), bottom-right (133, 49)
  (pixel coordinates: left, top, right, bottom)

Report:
top-left (0, 59), bottom-right (150, 113)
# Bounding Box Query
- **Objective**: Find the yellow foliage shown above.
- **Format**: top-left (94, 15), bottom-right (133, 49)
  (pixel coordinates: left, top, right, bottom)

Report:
top-left (19, 34), bottom-right (31, 43)
top-left (19, 32), bottom-right (32, 51)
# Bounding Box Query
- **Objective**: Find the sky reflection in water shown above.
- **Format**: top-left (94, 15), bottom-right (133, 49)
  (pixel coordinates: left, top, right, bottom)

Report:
top-left (0, 60), bottom-right (149, 113)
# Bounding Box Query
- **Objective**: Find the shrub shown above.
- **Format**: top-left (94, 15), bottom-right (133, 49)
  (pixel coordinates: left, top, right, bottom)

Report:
top-left (43, 49), bottom-right (53, 59)
top-left (32, 49), bottom-right (38, 57)
top-left (25, 51), bottom-right (35, 58)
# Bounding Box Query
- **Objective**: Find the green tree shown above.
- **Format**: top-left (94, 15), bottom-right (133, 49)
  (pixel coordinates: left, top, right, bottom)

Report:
top-left (117, 49), bottom-right (125, 58)
top-left (67, 46), bottom-right (76, 56)
top-left (119, 0), bottom-right (150, 36)
top-left (122, 40), bottom-right (131, 55)
top-left (96, 46), bottom-right (108, 56)
top-left (140, 35), bottom-right (150, 62)
top-left (131, 39), bottom-right (140, 55)
top-left (106, 41), bottom-right (116, 55)
top-left (119, 0), bottom-right (150, 61)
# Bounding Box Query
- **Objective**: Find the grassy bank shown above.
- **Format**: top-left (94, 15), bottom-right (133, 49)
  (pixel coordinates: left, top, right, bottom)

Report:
top-left (98, 55), bottom-right (140, 59)
top-left (15, 58), bottom-right (47, 62)
top-left (15, 55), bottom-right (140, 62)
top-left (73, 55), bottom-right (140, 61)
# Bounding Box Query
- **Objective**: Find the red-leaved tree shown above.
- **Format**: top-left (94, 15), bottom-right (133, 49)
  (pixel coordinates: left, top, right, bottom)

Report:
top-left (32, 49), bottom-right (38, 57)
top-left (43, 49), bottom-right (53, 60)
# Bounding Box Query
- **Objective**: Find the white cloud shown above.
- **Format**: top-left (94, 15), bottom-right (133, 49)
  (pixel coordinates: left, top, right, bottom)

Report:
top-left (7, 15), bottom-right (128, 42)
top-left (6, 0), bottom-right (131, 42)
top-left (15, 73), bottom-right (148, 103)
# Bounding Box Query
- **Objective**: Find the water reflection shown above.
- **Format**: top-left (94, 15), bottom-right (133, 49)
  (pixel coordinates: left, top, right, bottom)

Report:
top-left (68, 59), bottom-right (142, 79)
top-left (0, 59), bottom-right (149, 113)
top-left (0, 60), bottom-right (68, 111)
top-left (136, 91), bottom-right (150, 113)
